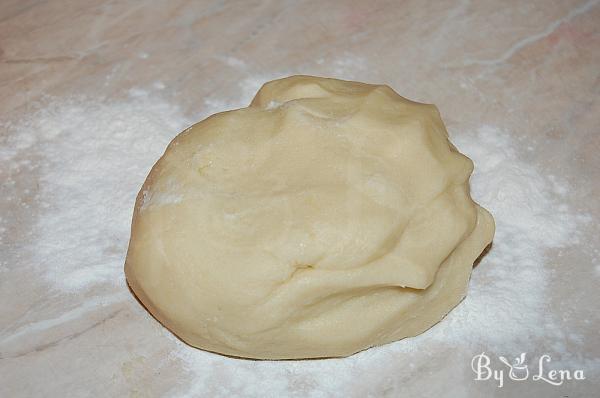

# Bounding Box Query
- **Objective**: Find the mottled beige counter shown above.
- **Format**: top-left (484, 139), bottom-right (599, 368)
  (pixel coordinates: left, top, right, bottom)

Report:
top-left (1, 1), bottom-right (599, 397)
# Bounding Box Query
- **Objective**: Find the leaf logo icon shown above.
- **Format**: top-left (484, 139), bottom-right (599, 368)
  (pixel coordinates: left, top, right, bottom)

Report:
top-left (499, 353), bottom-right (529, 381)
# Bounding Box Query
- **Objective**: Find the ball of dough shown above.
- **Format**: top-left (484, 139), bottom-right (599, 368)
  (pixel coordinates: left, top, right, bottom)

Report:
top-left (125, 76), bottom-right (495, 359)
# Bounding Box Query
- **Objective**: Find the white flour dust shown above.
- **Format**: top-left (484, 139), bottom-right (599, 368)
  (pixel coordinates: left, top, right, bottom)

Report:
top-left (0, 80), bottom-right (588, 396)
top-left (448, 127), bottom-right (588, 348)
top-left (1, 92), bottom-right (192, 291)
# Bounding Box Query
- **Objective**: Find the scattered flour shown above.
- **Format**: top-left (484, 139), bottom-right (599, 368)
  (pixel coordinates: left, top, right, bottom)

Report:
top-left (1, 92), bottom-right (192, 291)
top-left (0, 77), bottom-right (591, 396)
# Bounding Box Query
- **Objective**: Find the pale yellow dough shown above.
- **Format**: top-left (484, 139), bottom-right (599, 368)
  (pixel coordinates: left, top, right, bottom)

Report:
top-left (125, 76), bottom-right (495, 359)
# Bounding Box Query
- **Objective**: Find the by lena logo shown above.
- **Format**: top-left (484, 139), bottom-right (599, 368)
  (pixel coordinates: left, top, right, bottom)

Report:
top-left (471, 352), bottom-right (585, 388)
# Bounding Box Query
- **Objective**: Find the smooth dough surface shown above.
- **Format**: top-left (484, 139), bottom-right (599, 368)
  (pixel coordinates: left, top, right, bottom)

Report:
top-left (125, 75), bottom-right (495, 359)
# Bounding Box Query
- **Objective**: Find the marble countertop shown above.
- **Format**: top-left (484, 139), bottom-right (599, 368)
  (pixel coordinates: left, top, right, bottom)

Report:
top-left (1, 1), bottom-right (599, 397)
